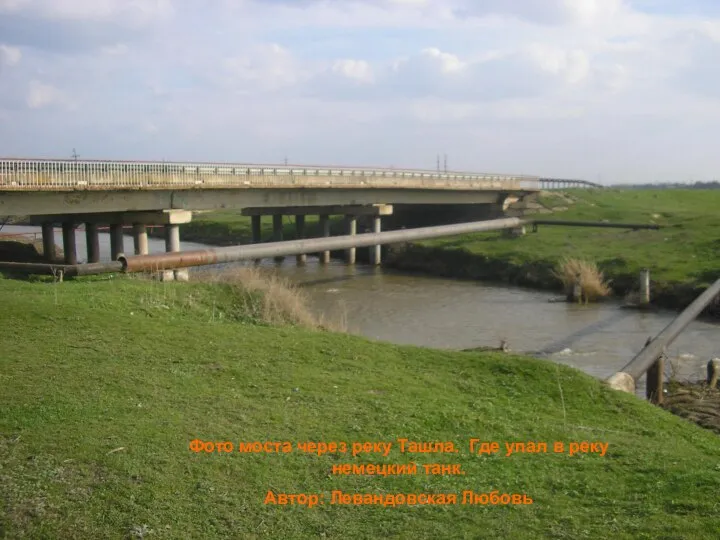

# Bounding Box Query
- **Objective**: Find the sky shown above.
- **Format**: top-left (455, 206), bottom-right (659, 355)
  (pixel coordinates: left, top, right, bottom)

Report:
top-left (0, 0), bottom-right (719, 184)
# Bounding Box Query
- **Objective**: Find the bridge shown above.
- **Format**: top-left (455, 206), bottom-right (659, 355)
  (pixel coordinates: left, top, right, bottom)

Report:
top-left (0, 158), bottom-right (601, 279)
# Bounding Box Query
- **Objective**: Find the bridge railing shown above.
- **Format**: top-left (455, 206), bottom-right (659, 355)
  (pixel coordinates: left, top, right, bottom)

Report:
top-left (0, 158), bottom-right (540, 191)
top-left (539, 178), bottom-right (603, 189)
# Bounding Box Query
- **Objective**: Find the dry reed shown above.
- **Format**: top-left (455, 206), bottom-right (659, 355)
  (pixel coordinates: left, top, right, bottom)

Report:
top-left (553, 257), bottom-right (612, 302)
top-left (197, 267), bottom-right (347, 332)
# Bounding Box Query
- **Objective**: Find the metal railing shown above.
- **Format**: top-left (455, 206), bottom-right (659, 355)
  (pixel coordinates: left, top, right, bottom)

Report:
top-left (0, 158), bottom-right (541, 191)
top-left (539, 178), bottom-right (602, 189)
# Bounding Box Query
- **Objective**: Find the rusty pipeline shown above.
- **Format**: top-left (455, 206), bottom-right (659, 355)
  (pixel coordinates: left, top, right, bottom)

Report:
top-left (0, 260), bottom-right (123, 276)
top-left (118, 217), bottom-right (532, 273)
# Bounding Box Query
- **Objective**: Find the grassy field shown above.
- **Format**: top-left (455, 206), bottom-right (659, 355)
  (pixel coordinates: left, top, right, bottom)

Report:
top-left (2, 274), bottom-right (720, 539)
top-left (177, 213), bottom-right (337, 247)
top-left (387, 189), bottom-right (720, 311)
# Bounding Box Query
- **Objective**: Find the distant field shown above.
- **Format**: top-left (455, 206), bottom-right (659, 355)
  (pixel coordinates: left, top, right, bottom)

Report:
top-left (1, 275), bottom-right (720, 538)
top-left (388, 189), bottom-right (720, 311)
top-left (424, 189), bottom-right (719, 286)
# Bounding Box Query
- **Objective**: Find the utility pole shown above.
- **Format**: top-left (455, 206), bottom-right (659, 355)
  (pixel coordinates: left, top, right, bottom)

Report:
top-left (436, 154), bottom-right (440, 172)
top-left (71, 148), bottom-right (79, 161)
top-left (444, 154), bottom-right (447, 173)
top-left (284, 156), bottom-right (288, 166)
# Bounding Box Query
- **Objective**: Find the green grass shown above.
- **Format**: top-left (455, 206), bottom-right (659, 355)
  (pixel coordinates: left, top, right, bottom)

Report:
top-left (179, 212), bottom-right (342, 246)
top-left (1, 275), bottom-right (720, 539)
top-left (389, 189), bottom-right (720, 309)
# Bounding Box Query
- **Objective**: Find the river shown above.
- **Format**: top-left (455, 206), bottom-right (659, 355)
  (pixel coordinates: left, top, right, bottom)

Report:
top-left (3, 224), bottom-right (718, 394)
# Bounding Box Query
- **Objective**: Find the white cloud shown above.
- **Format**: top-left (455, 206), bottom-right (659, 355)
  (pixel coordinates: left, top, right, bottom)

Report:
top-left (332, 59), bottom-right (374, 83)
top-left (101, 43), bottom-right (129, 55)
top-left (0, 0), bottom-right (173, 24)
top-left (26, 80), bottom-right (64, 109)
top-left (526, 45), bottom-right (590, 84)
top-left (221, 44), bottom-right (303, 91)
top-left (1, 0), bottom-right (720, 182)
top-left (0, 44), bottom-right (21, 66)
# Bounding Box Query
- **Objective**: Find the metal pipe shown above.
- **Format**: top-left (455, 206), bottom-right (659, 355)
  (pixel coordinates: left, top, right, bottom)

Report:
top-left (532, 220), bottom-right (660, 230)
top-left (610, 278), bottom-right (720, 384)
top-left (119, 217), bottom-right (531, 273)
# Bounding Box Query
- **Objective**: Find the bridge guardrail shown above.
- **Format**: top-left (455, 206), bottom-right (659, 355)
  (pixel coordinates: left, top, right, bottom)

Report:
top-left (0, 158), bottom-right (548, 191)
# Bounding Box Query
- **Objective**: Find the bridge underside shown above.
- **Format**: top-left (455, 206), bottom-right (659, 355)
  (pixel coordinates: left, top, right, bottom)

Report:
top-left (0, 186), bottom-right (537, 281)
top-left (0, 187), bottom-right (534, 216)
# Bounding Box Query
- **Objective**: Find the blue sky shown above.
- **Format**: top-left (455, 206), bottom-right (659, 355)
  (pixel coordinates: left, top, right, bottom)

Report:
top-left (0, 0), bottom-right (719, 183)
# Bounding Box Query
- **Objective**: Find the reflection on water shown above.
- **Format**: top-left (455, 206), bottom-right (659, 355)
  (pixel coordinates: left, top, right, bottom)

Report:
top-left (3, 224), bottom-right (718, 395)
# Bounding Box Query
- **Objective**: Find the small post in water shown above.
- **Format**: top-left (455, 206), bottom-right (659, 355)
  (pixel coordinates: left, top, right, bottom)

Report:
top-left (707, 358), bottom-right (720, 389)
top-left (646, 348), bottom-right (665, 405)
top-left (639, 269), bottom-right (651, 305)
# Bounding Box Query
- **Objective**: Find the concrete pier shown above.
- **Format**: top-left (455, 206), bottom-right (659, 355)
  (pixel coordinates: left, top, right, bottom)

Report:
top-left (369, 216), bottom-right (382, 265)
top-left (61, 222), bottom-right (77, 265)
top-left (163, 224), bottom-right (188, 281)
top-left (251, 216), bottom-right (262, 244)
top-left (85, 223), bottom-right (100, 263)
top-left (109, 224), bottom-right (124, 261)
top-left (251, 215), bottom-right (262, 265)
top-left (346, 216), bottom-right (357, 264)
top-left (42, 223), bottom-right (56, 262)
top-left (133, 224), bottom-right (149, 256)
top-left (273, 214), bottom-right (284, 263)
top-left (319, 214), bottom-right (330, 264)
top-left (295, 215), bottom-right (306, 265)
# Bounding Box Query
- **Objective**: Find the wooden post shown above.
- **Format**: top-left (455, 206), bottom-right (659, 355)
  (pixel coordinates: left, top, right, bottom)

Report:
top-left (707, 358), bottom-right (720, 389)
top-left (572, 282), bottom-right (583, 304)
top-left (639, 269), bottom-right (650, 305)
top-left (646, 354), bottom-right (664, 404)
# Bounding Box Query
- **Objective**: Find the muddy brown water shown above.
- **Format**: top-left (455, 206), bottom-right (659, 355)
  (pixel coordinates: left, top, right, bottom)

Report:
top-left (4, 225), bottom-right (718, 397)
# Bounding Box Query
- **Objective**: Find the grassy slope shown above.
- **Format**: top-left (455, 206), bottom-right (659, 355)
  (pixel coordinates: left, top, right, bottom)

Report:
top-left (1, 276), bottom-right (719, 539)
top-left (390, 189), bottom-right (720, 306)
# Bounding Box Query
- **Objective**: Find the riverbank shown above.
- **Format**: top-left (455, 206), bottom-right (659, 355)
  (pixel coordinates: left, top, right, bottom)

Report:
top-left (384, 189), bottom-right (720, 315)
top-left (1, 274), bottom-right (719, 538)
top-left (166, 189), bottom-right (720, 316)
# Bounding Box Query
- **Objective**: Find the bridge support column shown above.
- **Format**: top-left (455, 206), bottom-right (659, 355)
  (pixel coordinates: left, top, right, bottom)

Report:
top-left (42, 223), bottom-right (56, 262)
top-left (319, 214), bottom-right (330, 264)
top-left (251, 215), bottom-right (262, 265)
top-left (369, 216), bottom-right (381, 265)
top-left (110, 224), bottom-right (124, 261)
top-left (133, 224), bottom-right (149, 256)
top-left (346, 216), bottom-right (357, 265)
top-left (85, 223), bottom-right (100, 263)
top-left (273, 215), bottom-right (284, 263)
top-left (251, 216), bottom-right (262, 244)
top-left (163, 224), bottom-right (188, 281)
top-left (295, 215), bottom-right (306, 265)
top-left (61, 222), bottom-right (77, 265)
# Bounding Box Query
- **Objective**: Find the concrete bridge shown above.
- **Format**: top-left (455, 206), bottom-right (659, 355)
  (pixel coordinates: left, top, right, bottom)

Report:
top-left (0, 158), bottom-right (601, 279)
